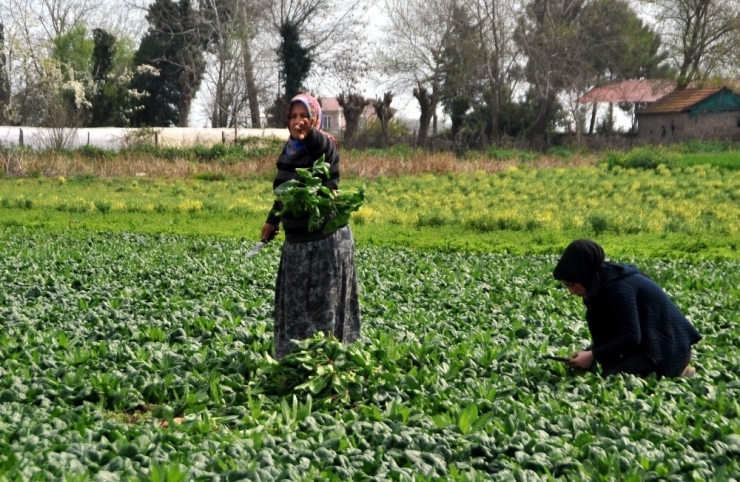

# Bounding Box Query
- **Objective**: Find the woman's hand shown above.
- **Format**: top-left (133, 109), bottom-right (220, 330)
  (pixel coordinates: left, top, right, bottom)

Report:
top-left (260, 223), bottom-right (279, 242)
top-left (293, 116), bottom-right (315, 140)
top-left (567, 350), bottom-right (595, 369)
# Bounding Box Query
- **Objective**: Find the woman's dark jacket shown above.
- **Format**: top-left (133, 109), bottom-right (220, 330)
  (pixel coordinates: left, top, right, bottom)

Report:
top-left (265, 129), bottom-right (339, 242)
top-left (585, 262), bottom-right (702, 377)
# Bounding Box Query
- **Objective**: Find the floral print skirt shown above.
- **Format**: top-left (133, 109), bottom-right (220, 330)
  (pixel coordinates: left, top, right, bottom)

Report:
top-left (273, 226), bottom-right (361, 359)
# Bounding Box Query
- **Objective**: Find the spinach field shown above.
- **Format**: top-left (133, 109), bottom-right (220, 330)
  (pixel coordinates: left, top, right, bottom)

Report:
top-left (1, 228), bottom-right (739, 481)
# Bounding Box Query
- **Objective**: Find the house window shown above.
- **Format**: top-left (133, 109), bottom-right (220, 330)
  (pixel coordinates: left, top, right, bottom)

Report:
top-left (322, 116), bottom-right (331, 130)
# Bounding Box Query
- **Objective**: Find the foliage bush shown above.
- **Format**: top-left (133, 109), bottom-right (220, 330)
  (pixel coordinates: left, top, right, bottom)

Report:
top-left (676, 139), bottom-right (736, 153)
top-left (602, 146), bottom-right (681, 170)
top-left (75, 144), bottom-right (117, 160)
top-left (350, 118), bottom-right (412, 149)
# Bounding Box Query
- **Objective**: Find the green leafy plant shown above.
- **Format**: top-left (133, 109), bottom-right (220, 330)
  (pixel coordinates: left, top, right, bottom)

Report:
top-left (274, 156), bottom-right (365, 233)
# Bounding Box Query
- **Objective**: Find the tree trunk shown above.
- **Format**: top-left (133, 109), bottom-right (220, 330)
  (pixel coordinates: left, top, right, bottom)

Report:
top-left (243, 42), bottom-right (260, 127)
top-left (0, 23), bottom-right (9, 124)
top-left (211, 62), bottom-right (227, 128)
top-left (528, 94), bottom-right (555, 151)
top-left (236, 1), bottom-right (261, 127)
top-left (414, 83), bottom-right (433, 148)
top-left (589, 102), bottom-right (597, 134)
top-left (373, 92), bottom-right (394, 147)
top-left (490, 82), bottom-right (501, 146)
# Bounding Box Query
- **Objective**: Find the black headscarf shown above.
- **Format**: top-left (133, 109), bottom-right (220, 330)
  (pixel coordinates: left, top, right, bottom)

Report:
top-left (553, 239), bottom-right (606, 296)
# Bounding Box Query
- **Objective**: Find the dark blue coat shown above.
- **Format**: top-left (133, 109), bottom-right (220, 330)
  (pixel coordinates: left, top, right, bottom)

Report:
top-left (585, 263), bottom-right (702, 377)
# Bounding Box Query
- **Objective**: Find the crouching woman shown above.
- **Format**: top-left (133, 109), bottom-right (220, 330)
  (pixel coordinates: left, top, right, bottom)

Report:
top-left (553, 239), bottom-right (701, 378)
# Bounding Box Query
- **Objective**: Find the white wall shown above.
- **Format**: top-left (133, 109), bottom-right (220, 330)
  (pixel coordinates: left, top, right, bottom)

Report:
top-left (0, 127), bottom-right (289, 150)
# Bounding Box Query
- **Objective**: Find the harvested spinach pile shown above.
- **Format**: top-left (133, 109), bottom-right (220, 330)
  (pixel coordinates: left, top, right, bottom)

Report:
top-left (274, 156), bottom-right (365, 233)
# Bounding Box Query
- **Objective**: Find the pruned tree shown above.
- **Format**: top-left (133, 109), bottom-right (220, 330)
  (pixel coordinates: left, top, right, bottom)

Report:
top-left (337, 92), bottom-right (370, 146)
top-left (643, 0), bottom-right (740, 88)
top-left (373, 91), bottom-right (395, 146)
top-left (412, 83), bottom-right (438, 148)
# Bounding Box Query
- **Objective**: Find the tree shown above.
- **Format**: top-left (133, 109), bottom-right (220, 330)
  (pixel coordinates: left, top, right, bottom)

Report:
top-left (264, 21), bottom-right (311, 128)
top-left (373, 91), bottom-right (395, 147)
top-left (87, 29), bottom-right (135, 127)
top-left (278, 21), bottom-right (312, 102)
top-left (0, 0), bottom-right (146, 126)
top-left (197, 0), bottom-right (269, 128)
top-left (463, 0), bottom-right (525, 146)
top-left (515, 0), bottom-right (584, 148)
top-left (130, 0), bottom-right (207, 127)
top-left (580, 0), bottom-right (672, 133)
top-left (0, 24), bottom-right (10, 124)
top-left (337, 92), bottom-right (370, 146)
top-left (265, 0), bottom-right (369, 126)
top-left (51, 25), bottom-right (94, 80)
top-left (439, 1), bottom-right (484, 141)
top-left (644, 0), bottom-right (740, 88)
top-left (381, 0), bottom-right (457, 147)
top-left (413, 83), bottom-right (439, 148)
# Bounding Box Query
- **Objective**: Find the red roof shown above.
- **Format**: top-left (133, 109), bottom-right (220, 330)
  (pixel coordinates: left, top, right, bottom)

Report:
top-left (579, 80), bottom-right (676, 103)
top-left (636, 87), bottom-right (725, 115)
top-left (320, 97), bottom-right (341, 112)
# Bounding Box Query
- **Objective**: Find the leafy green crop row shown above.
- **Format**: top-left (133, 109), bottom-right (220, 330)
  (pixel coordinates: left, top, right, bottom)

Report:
top-left (1, 228), bottom-right (739, 480)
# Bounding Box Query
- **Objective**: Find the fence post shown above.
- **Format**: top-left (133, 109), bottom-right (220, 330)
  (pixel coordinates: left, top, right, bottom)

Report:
top-left (155, 132), bottom-right (159, 151)
top-left (19, 128), bottom-right (23, 147)
top-left (222, 131), bottom-right (226, 144)
top-left (87, 132), bottom-right (90, 145)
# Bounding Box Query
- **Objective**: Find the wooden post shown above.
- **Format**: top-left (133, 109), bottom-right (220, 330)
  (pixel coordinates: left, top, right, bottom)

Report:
top-left (155, 132), bottom-right (159, 151)
top-left (19, 128), bottom-right (23, 147)
top-left (87, 132), bottom-right (90, 145)
top-left (222, 131), bottom-right (226, 144)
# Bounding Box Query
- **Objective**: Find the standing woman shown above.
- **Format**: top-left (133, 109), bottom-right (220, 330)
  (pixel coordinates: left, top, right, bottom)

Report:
top-left (553, 239), bottom-right (701, 378)
top-left (261, 93), bottom-right (361, 359)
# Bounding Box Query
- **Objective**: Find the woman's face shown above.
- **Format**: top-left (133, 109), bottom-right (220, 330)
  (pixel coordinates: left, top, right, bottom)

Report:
top-left (562, 280), bottom-right (588, 298)
top-left (288, 102), bottom-right (313, 138)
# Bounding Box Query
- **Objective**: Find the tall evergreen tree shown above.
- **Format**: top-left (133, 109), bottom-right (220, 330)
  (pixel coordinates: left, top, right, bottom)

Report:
top-left (267, 20), bottom-right (312, 127)
top-left (88, 29), bottom-right (133, 127)
top-left (440, 1), bottom-right (483, 141)
top-left (278, 21), bottom-right (311, 100)
top-left (130, 0), bottom-right (206, 127)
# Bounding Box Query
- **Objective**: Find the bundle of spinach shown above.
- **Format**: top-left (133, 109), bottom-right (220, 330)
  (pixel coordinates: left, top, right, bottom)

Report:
top-left (274, 156), bottom-right (365, 234)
